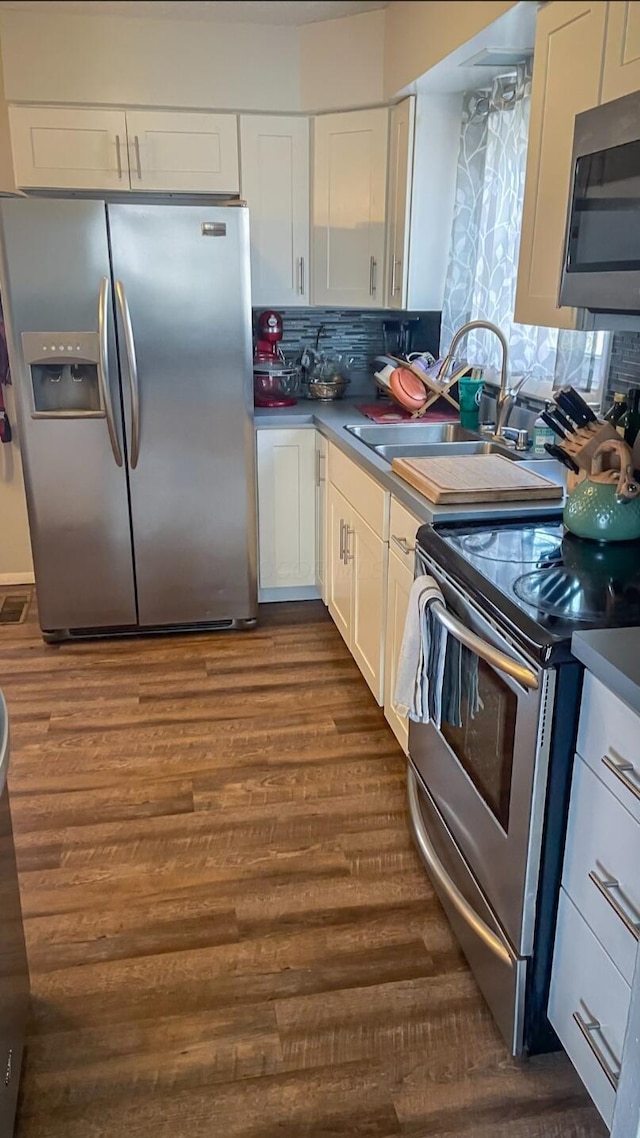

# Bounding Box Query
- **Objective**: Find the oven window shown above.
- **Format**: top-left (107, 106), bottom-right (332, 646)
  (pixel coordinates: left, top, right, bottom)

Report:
top-left (568, 138), bottom-right (640, 272)
top-left (440, 657), bottom-right (517, 832)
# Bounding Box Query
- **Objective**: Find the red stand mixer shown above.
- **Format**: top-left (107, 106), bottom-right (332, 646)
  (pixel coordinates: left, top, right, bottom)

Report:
top-left (253, 310), bottom-right (299, 408)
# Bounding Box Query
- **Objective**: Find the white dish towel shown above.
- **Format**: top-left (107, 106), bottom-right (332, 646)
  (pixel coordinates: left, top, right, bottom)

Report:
top-left (394, 574), bottom-right (447, 727)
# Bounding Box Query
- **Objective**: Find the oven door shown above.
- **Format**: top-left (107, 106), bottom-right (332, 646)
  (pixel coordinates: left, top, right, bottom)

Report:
top-left (560, 90), bottom-right (640, 311)
top-left (408, 553), bottom-right (552, 957)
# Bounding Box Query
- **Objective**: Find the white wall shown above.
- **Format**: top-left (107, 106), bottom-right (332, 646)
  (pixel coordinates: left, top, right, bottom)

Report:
top-left (0, 8), bottom-right (388, 115)
top-left (299, 10), bottom-right (385, 112)
top-left (384, 0), bottom-right (519, 97)
top-left (0, 10), bottom-right (302, 112)
top-left (0, 385), bottom-right (33, 583)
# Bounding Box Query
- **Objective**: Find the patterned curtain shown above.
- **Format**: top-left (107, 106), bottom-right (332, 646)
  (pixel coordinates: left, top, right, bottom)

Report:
top-left (440, 65), bottom-right (609, 394)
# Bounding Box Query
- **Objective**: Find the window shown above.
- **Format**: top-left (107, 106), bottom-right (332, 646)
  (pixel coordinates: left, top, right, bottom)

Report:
top-left (440, 67), bottom-right (610, 403)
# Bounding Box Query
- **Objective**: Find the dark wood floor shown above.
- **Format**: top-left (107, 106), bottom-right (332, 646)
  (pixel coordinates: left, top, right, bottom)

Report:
top-left (0, 594), bottom-right (606, 1137)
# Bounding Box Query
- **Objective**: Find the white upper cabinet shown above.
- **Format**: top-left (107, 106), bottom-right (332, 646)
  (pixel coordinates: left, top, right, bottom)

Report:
top-left (9, 106), bottom-right (239, 193)
top-left (126, 111), bottom-right (238, 193)
top-left (9, 106), bottom-right (128, 190)
top-left (385, 97), bottom-right (415, 310)
top-left (312, 108), bottom-right (388, 307)
top-left (514, 0), bottom-right (608, 330)
top-left (240, 115), bottom-right (309, 307)
top-left (602, 0), bottom-right (640, 103)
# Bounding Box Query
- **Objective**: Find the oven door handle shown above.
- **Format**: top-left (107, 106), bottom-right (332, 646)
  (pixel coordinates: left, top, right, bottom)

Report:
top-left (408, 767), bottom-right (512, 966)
top-left (429, 599), bottom-right (539, 691)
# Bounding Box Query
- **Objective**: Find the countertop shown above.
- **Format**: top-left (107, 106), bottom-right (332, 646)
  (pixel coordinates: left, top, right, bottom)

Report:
top-left (254, 399), bottom-right (567, 527)
top-left (571, 628), bottom-right (640, 716)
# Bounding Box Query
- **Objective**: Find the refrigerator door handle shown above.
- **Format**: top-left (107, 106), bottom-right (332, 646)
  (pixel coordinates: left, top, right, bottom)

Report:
top-left (98, 276), bottom-right (123, 467)
top-left (115, 280), bottom-right (141, 470)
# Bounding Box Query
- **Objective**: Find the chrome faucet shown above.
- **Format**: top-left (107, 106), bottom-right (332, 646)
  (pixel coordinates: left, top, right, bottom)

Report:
top-left (440, 319), bottom-right (526, 440)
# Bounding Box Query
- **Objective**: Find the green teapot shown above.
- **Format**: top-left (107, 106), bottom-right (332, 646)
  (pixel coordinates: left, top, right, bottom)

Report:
top-left (564, 439), bottom-right (640, 543)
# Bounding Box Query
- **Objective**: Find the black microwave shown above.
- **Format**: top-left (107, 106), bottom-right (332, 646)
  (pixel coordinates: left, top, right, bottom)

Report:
top-left (560, 88), bottom-right (640, 315)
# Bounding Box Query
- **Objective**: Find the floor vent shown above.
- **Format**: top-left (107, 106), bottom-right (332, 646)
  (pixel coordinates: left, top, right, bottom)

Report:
top-left (0, 594), bottom-right (30, 624)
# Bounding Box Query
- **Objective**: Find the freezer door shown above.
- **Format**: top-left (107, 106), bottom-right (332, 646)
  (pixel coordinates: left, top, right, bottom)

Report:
top-left (108, 204), bottom-right (257, 627)
top-left (0, 199), bottom-right (137, 633)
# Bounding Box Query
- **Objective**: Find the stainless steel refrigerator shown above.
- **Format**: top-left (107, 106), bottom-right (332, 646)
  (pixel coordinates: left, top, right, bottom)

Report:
top-left (0, 199), bottom-right (257, 641)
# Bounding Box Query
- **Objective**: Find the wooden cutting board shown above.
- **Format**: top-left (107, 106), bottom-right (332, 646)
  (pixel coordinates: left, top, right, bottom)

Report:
top-left (392, 454), bottom-right (563, 504)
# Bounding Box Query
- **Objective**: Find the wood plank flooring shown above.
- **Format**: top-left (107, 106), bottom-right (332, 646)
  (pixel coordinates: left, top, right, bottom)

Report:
top-left (0, 595), bottom-right (606, 1137)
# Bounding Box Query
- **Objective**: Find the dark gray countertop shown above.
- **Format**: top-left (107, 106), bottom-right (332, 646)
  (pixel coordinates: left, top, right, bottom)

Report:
top-left (572, 628), bottom-right (640, 716)
top-left (254, 399), bottom-right (567, 527)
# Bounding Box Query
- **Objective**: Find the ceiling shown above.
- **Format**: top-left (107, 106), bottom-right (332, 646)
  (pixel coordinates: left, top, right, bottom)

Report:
top-left (0, 0), bottom-right (388, 22)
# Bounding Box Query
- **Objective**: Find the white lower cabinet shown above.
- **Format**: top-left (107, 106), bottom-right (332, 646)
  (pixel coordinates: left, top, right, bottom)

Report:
top-left (315, 433), bottom-right (328, 603)
top-left (549, 668), bottom-right (640, 1130)
top-left (327, 482), bottom-right (353, 643)
top-left (384, 547), bottom-right (413, 752)
top-left (384, 497), bottom-right (421, 753)
top-left (350, 511), bottom-right (386, 702)
top-left (549, 889), bottom-right (629, 1129)
top-left (326, 445), bottom-right (388, 704)
top-left (256, 428), bottom-right (316, 592)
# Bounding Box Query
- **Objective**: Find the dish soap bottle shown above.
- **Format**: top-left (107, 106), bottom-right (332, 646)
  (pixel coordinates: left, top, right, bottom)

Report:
top-left (532, 402), bottom-right (555, 457)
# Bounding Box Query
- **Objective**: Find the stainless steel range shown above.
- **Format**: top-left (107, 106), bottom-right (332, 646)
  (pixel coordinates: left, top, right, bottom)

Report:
top-left (409, 518), bottom-right (640, 1057)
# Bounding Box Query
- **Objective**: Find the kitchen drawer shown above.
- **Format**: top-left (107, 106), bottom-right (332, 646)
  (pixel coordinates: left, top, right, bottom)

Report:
top-left (577, 672), bottom-right (640, 826)
top-left (327, 443), bottom-right (388, 539)
top-left (389, 497), bottom-right (420, 569)
top-left (549, 889), bottom-right (629, 1129)
top-left (563, 756), bottom-right (640, 985)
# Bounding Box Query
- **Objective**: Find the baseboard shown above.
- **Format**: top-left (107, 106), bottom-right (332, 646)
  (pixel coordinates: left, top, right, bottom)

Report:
top-left (0, 572), bottom-right (35, 586)
top-left (259, 585), bottom-right (321, 603)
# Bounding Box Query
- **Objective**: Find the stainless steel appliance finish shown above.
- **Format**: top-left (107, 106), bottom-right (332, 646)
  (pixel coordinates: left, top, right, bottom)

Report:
top-left (410, 547), bottom-right (553, 959)
top-left (0, 693), bottom-right (30, 1136)
top-left (0, 199), bottom-right (257, 639)
top-left (344, 423), bottom-right (476, 447)
top-left (371, 440), bottom-right (520, 462)
top-left (407, 766), bottom-right (527, 1054)
top-left (560, 89), bottom-right (640, 314)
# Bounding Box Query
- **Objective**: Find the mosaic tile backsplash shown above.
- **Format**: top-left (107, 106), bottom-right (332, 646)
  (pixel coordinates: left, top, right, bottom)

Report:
top-left (252, 307), bottom-right (441, 398)
top-left (607, 331), bottom-right (640, 399)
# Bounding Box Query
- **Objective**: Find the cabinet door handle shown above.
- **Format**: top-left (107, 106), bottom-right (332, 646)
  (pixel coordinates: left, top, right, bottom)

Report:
top-left (573, 1005), bottom-right (621, 1090)
top-left (115, 134), bottom-right (123, 179)
top-left (298, 256), bottom-right (305, 296)
top-left (601, 753), bottom-right (640, 802)
top-left (391, 256), bottom-right (401, 297)
top-left (589, 867), bottom-right (640, 940)
top-left (391, 534), bottom-right (414, 556)
top-left (369, 256), bottom-right (377, 297)
top-left (339, 519), bottom-right (345, 563)
top-left (343, 525), bottom-right (353, 563)
top-left (134, 135), bottom-right (143, 180)
top-left (315, 448), bottom-right (325, 486)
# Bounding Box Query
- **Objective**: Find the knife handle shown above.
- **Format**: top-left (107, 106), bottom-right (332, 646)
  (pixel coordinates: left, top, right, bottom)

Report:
top-left (544, 442), bottom-right (580, 473)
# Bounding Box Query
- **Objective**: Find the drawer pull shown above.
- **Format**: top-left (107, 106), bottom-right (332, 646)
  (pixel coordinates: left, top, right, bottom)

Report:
top-left (573, 1005), bottom-right (621, 1091)
top-left (589, 868), bottom-right (640, 940)
top-left (602, 753), bottom-right (640, 802)
top-left (391, 534), bottom-right (414, 556)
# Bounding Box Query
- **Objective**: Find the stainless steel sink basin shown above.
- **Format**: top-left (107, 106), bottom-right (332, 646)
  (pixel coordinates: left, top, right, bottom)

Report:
top-left (345, 422), bottom-right (476, 447)
top-left (345, 422), bottom-right (522, 462)
top-left (374, 440), bottom-right (520, 461)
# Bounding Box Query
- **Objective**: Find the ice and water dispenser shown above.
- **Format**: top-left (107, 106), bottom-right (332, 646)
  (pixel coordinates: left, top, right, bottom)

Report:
top-left (21, 332), bottom-right (103, 416)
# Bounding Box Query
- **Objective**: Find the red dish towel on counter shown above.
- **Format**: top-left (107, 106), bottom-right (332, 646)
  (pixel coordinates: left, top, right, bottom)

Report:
top-left (356, 401), bottom-right (459, 424)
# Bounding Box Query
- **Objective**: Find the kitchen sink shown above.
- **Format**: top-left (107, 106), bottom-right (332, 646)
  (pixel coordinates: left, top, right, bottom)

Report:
top-left (345, 423), bottom-right (522, 461)
top-left (345, 422), bottom-right (477, 447)
top-left (374, 440), bottom-right (521, 461)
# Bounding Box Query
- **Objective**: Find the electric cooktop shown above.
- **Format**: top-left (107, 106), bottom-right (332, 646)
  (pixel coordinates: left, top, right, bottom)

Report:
top-left (417, 517), bottom-right (640, 664)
